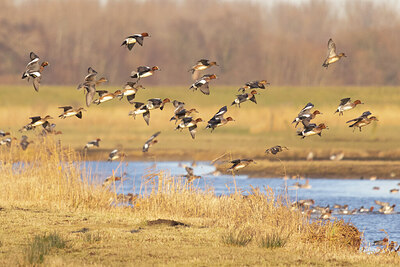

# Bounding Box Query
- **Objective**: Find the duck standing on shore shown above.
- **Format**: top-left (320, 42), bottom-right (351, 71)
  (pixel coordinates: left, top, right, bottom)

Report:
top-left (21, 52), bottom-right (49, 92)
top-left (334, 98), bottom-right (363, 116)
top-left (121, 32), bottom-right (150, 51)
top-left (322, 38), bottom-right (346, 68)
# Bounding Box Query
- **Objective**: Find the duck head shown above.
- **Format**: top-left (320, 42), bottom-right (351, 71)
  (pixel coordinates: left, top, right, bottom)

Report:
top-left (339, 53), bottom-right (347, 58)
top-left (152, 66), bottom-right (160, 71)
top-left (354, 100), bottom-right (363, 105)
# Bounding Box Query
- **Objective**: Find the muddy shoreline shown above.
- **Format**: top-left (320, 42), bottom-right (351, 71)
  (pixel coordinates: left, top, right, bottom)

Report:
top-left (79, 149), bottom-right (400, 179)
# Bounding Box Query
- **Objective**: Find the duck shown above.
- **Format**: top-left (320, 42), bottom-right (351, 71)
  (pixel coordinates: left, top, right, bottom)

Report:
top-left (143, 131), bottom-right (161, 152)
top-left (0, 130), bottom-right (10, 137)
top-left (320, 210), bottom-right (333, 220)
top-left (298, 123), bottom-right (328, 138)
top-left (238, 80), bottom-right (270, 93)
top-left (293, 179), bottom-right (312, 189)
top-left (26, 115), bottom-right (53, 129)
top-left (292, 103), bottom-right (317, 127)
top-left (346, 111), bottom-right (378, 132)
top-left (175, 117), bottom-right (203, 139)
top-left (390, 188), bottom-right (399, 194)
top-left (128, 102), bottom-right (150, 125)
top-left (146, 98), bottom-right (171, 110)
top-left (119, 82), bottom-right (145, 103)
top-left (93, 90), bottom-right (121, 105)
top-left (0, 137), bottom-right (17, 147)
top-left (58, 106), bottom-right (86, 119)
top-left (41, 123), bottom-right (62, 136)
top-left (265, 145), bottom-right (289, 155)
top-left (170, 108), bottom-right (198, 124)
top-left (373, 238), bottom-right (389, 247)
top-left (231, 90), bottom-right (258, 107)
top-left (20, 135), bottom-right (32, 151)
top-left (83, 138), bottom-right (101, 150)
top-left (121, 32), bottom-right (150, 50)
top-left (130, 66), bottom-right (160, 79)
top-left (205, 106), bottom-right (234, 132)
top-left (358, 206), bottom-right (374, 213)
top-left (189, 74), bottom-right (217, 95)
top-left (375, 200), bottom-right (396, 214)
top-left (322, 38), bottom-right (346, 68)
top-left (372, 186), bottom-right (380, 190)
top-left (21, 52), bottom-right (49, 92)
top-left (334, 98), bottom-right (363, 116)
top-left (77, 67), bottom-right (108, 107)
top-left (183, 166), bottom-right (202, 182)
top-left (108, 149), bottom-right (126, 162)
top-left (103, 173), bottom-right (127, 187)
top-left (189, 59), bottom-right (218, 74)
top-left (329, 152), bottom-right (344, 161)
top-left (228, 159), bottom-right (256, 172)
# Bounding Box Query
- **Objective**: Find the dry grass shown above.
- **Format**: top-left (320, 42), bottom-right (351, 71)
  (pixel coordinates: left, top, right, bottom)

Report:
top-left (0, 141), bottom-right (399, 265)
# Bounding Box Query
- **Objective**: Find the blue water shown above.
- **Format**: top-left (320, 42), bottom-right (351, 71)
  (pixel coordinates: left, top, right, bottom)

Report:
top-left (84, 160), bottom-right (400, 249)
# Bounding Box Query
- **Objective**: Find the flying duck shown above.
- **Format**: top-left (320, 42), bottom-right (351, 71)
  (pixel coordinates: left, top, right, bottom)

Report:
top-left (21, 52), bottom-right (49, 92)
top-left (84, 138), bottom-right (101, 150)
top-left (228, 159), bottom-right (256, 172)
top-left (108, 149), bottom-right (126, 162)
top-left (346, 111), bottom-right (378, 132)
top-left (93, 90), bottom-right (121, 105)
top-left (128, 102), bottom-right (150, 125)
top-left (189, 74), bottom-right (217, 95)
top-left (188, 59), bottom-right (218, 73)
top-left (238, 80), bottom-right (269, 93)
top-left (26, 115), bottom-right (53, 129)
top-left (183, 166), bottom-right (201, 182)
top-left (58, 106), bottom-right (86, 119)
top-left (0, 130), bottom-right (10, 137)
top-left (121, 32), bottom-right (150, 51)
top-left (143, 131), bottom-right (161, 152)
top-left (119, 82), bottom-right (145, 103)
top-left (265, 145), bottom-right (289, 155)
top-left (175, 117), bottom-right (203, 139)
top-left (298, 123), bottom-right (328, 138)
top-left (205, 106), bottom-right (234, 132)
top-left (130, 66), bottom-right (160, 79)
top-left (170, 108), bottom-right (199, 124)
top-left (20, 135), bottom-right (32, 150)
top-left (77, 67), bottom-right (108, 107)
top-left (322, 38), bottom-right (346, 68)
top-left (146, 98), bottom-right (171, 110)
top-left (334, 98), bottom-right (363, 116)
top-left (231, 90), bottom-right (258, 107)
top-left (292, 103), bottom-right (321, 127)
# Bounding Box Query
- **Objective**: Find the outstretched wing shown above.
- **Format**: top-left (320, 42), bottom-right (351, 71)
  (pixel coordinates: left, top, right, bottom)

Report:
top-left (146, 131), bottom-right (161, 143)
top-left (29, 116), bottom-right (42, 123)
top-left (327, 38), bottom-right (337, 58)
top-left (185, 166), bottom-right (194, 176)
top-left (213, 106), bottom-right (227, 119)
top-left (32, 76), bottom-right (41, 92)
top-left (137, 66), bottom-right (151, 73)
top-left (339, 98), bottom-right (351, 106)
top-left (199, 83), bottom-right (210, 95)
top-left (58, 106), bottom-right (73, 112)
top-left (300, 103), bottom-right (314, 113)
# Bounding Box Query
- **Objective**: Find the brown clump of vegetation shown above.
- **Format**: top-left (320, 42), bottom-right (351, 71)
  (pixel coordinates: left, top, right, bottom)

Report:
top-left (0, 140), bottom-right (399, 265)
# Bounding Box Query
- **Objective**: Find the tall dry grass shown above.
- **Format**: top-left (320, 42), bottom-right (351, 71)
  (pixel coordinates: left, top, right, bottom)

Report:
top-left (0, 137), bottom-right (363, 252)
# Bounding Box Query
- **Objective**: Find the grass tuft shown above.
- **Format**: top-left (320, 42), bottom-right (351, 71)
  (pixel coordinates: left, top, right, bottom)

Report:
top-left (259, 232), bottom-right (288, 249)
top-left (25, 233), bottom-right (66, 265)
top-left (222, 228), bottom-right (254, 247)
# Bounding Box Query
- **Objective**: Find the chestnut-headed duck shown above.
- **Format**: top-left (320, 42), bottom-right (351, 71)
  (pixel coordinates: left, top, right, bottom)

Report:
top-left (231, 90), bottom-right (258, 107)
top-left (121, 32), bottom-right (150, 50)
top-left (93, 90), bottom-right (120, 105)
top-left (335, 98), bottom-right (363, 115)
top-left (390, 189), bottom-right (399, 194)
top-left (298, 123), bottom-right (328, 138)
top-left (175, 117), bottom-right (203, 139)
top-left (84, 138), bottom-right (101, 150)
top-left (119, 82), bottom-right (145, 103)
top-left (128, 102), bottom-right (150, 125)
top-left (0, 130), bottom-right (10, 137)
top-left (188, 59), bottom-right (218, 73)
top-left (206, 106), bottom-right (234, 132)
top-left (131, 66), bottom-right (160, 79)
top-left (143, 131), bottom-right (161, 152)
top-left (20, 135), bottom-right (32, 151)
top-left (183, 166), bottom-right (201, 182)
top-left (322, 38), bottom-right (346, 68)
top-left (77, 67), bottom-right (108, 107)
top-left (108, 149), bottom-right (126, 162)
top-left (58, 106), bottom-right (86, 119)
top-left (146, 98), bottom-right (171, 110)
top-left (170, 108), bottom-right (198, 124)
top-left (228, 159), bottom-right (256, 172)
top-left (22, 52), bottom-right (49, 92)
top-left (238, 80), bottom-right (269, 93)
top-left (373, 238), bottom-right (389, 247)
top-left (189, 74), bottom-right (217, 95)
top-left (346, 111), bottom-right (378, 132)
top-left (265, 145), bottom-right (288, 155)
top-left (358, 206), bottom-right (374, 213)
